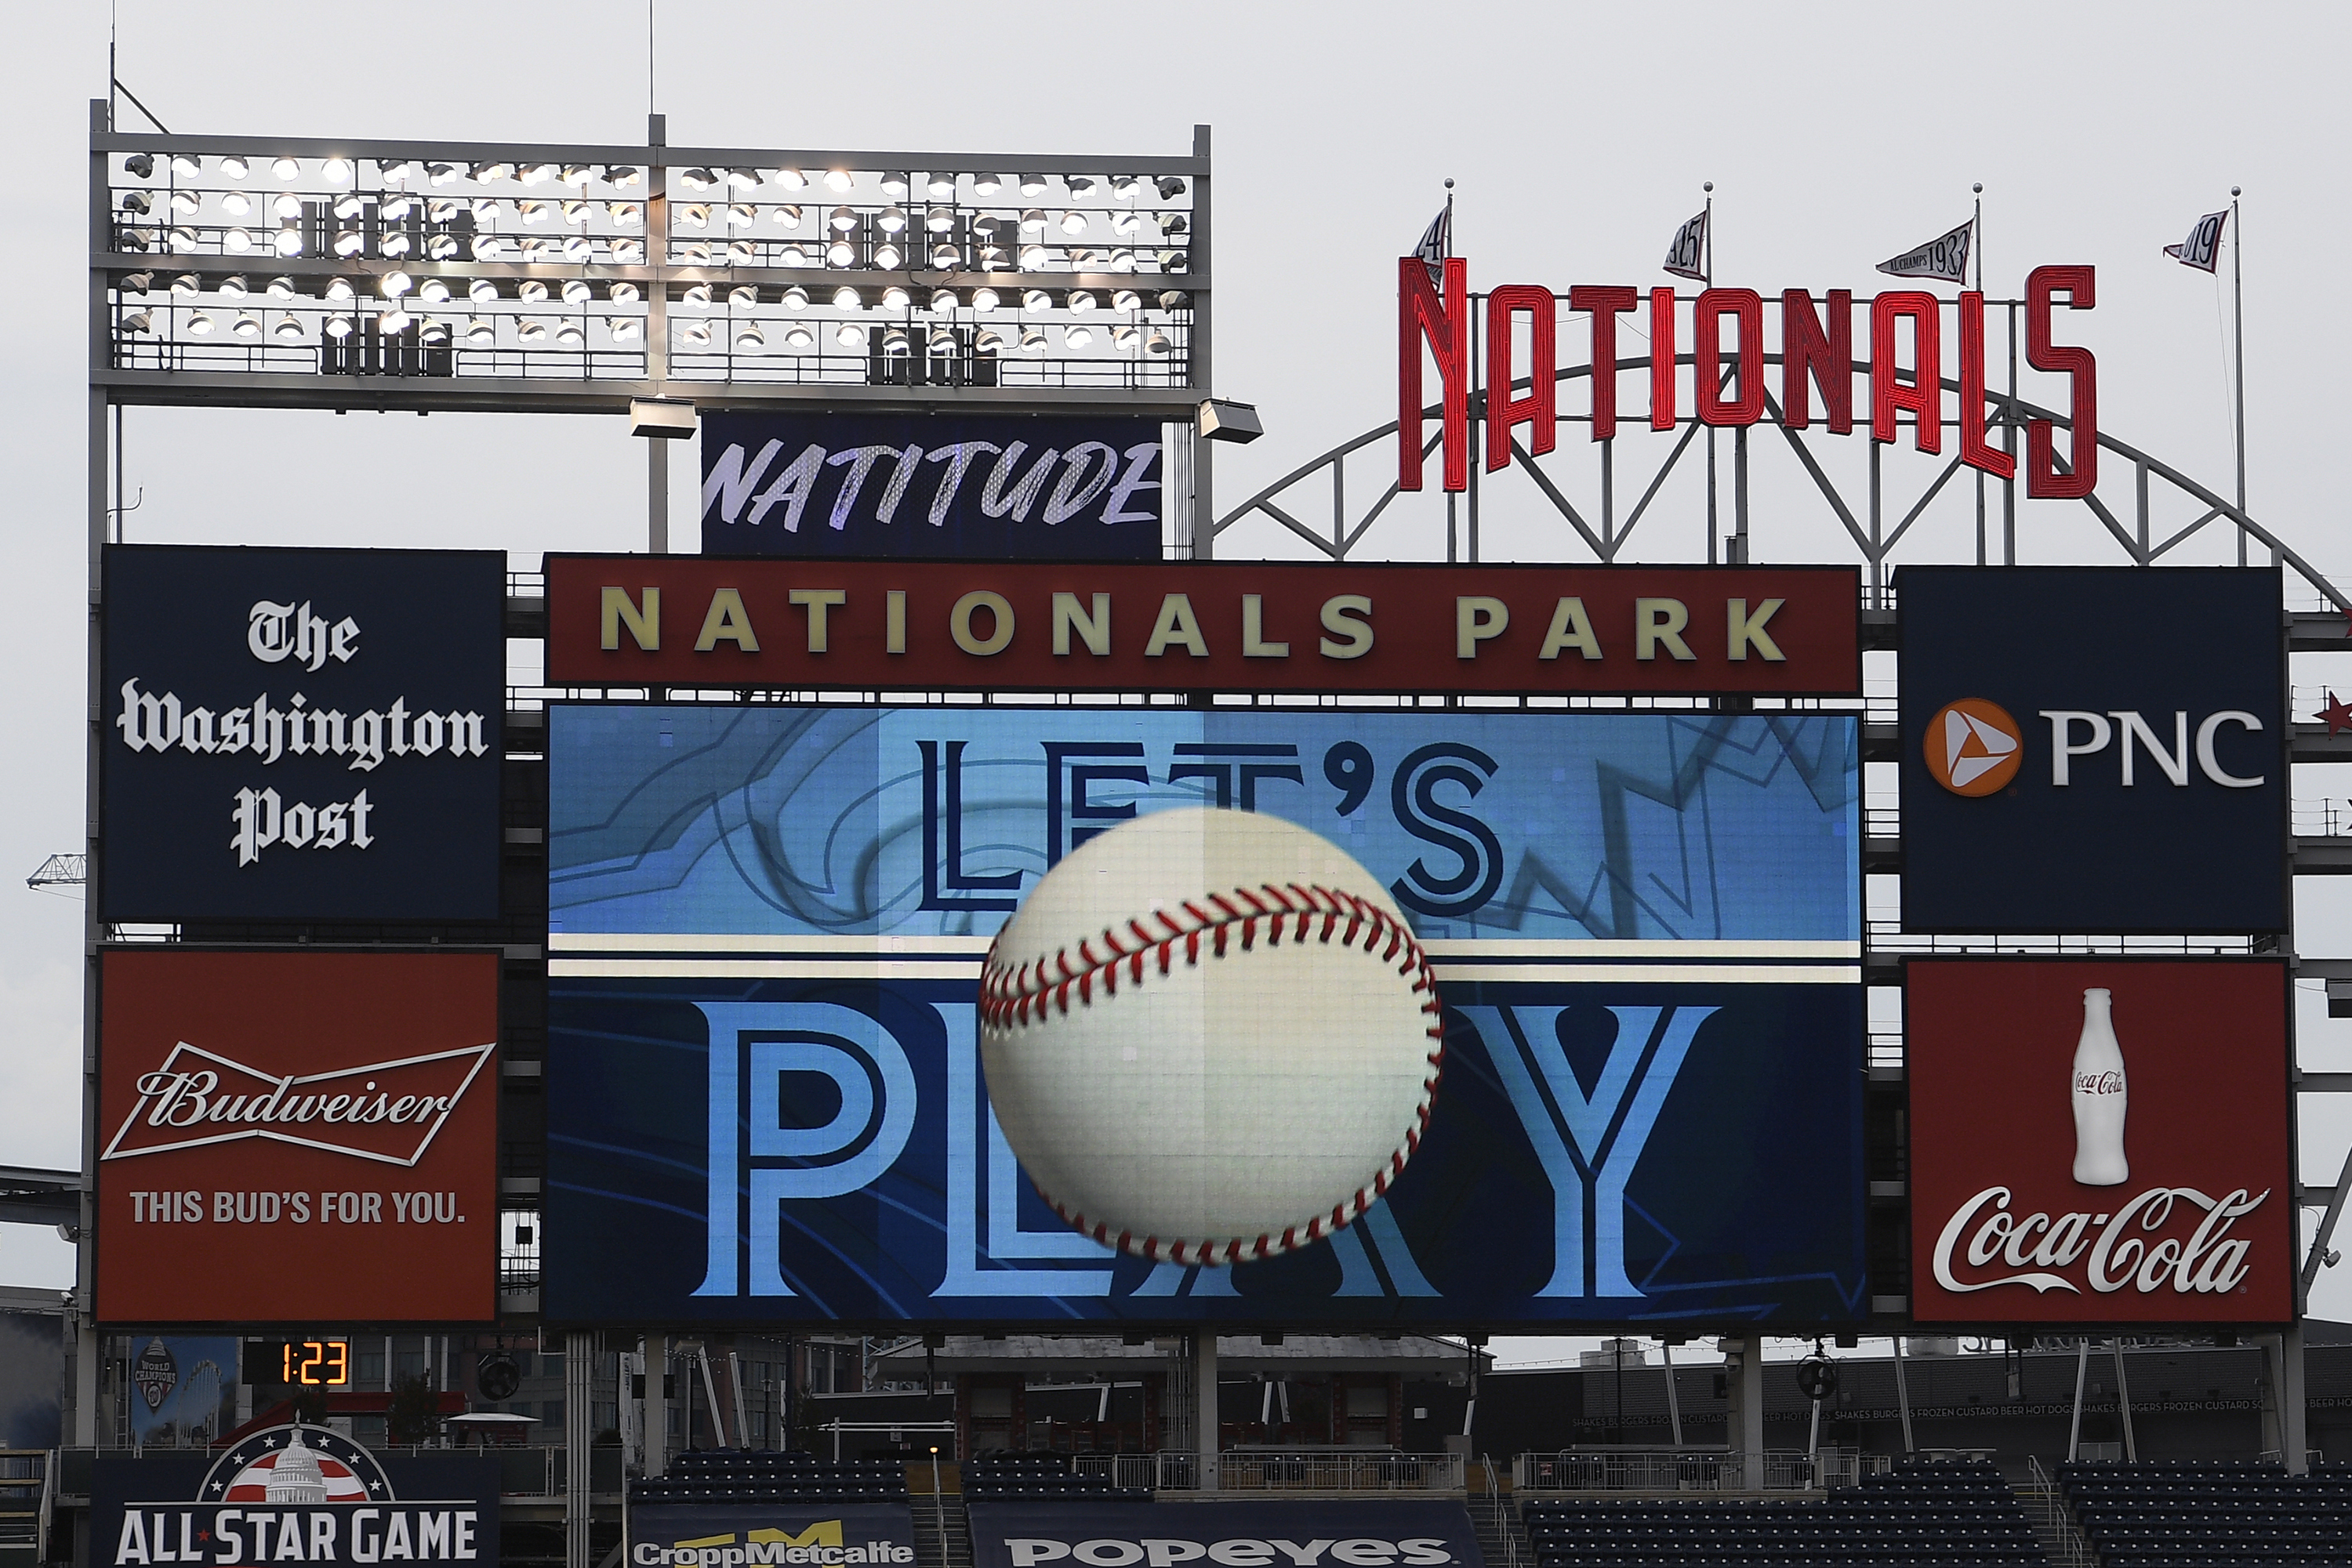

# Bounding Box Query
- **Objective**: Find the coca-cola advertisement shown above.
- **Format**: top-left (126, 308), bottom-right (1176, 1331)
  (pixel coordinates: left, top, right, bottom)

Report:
top-left (1907, 958), bottom-right (2292, 1325)
top-left (96, 949), bottom-right (499, 1324)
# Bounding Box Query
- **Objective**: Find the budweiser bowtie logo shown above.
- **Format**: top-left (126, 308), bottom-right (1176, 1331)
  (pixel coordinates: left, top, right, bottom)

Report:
top-left (101, 1040), bottom-right (495, 1166)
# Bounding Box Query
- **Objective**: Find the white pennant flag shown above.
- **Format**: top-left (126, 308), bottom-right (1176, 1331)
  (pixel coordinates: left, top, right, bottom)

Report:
top-left (1662, 209), bottom-right (1708, 281)
top-left (1877, 218), bottom-right (1975, 283)
top-left (2164, 209), bottom-right (2229, 273)
top-left (1414, 202), bottom-right (1452, 289)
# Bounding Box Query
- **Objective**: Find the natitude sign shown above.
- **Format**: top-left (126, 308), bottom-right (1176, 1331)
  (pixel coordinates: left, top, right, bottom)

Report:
top-left (545, 557), bottom-right (1860, 695)
top-left (96, 949), bottom-right (499, 1324)
top-left (1399, 258), bottom-right (2098, 496)
top-left (1907, 958), bottom-right (2293, 1325)
top-left (700, 410), bottom-right (1164, 560)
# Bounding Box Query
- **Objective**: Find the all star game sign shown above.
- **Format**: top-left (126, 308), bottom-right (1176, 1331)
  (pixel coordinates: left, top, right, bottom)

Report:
top-left (91, 1424), bottom-right (499, 1566)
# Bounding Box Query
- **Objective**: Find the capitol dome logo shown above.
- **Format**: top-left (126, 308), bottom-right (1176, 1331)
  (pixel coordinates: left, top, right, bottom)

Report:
top-left (201, 1424), bottom-right (387, 1506)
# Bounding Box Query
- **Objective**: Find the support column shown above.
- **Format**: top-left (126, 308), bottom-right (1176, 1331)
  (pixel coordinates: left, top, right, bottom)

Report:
top-left (2067, 1338), bottom-right (2089, 1461)
top-left (1722, 1337), bottom-right (1763, 1490)
top-left (648, 437), bottom-right (668, 555)
top-left (2267, 1329), bottom-right (2308, 1473)
top-left (1193, 1329), bottom-right (1218, 1493)
top-left (565, 1331), bottom-right (593, 1568)
top-left (644, 1335), bottom-right (670, 1478)
top-left (1892, 1337), bottom-right (1915, 1455)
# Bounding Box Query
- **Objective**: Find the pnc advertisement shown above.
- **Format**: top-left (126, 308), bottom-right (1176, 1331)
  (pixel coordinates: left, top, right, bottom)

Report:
top-left (100, 545), bottom-right (505, 923)
top-left (90, 1427), bottom-right (499, 1567)
top-left (1907, 958), bottom-right (2293, 1325)
top-left (96, 949), bottom-right (499, 1325)
top-left (544, 704), bottom-right (1866, 1326)
top-left (1896, 565), bottom-right (2287, 933)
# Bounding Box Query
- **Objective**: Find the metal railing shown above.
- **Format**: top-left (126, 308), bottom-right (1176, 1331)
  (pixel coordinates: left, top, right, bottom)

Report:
top-left (1512, 1448), bottom-right (1859, 1494)
top-left (1149, 1450), bottom-right (1464, 1493)
top-left (2021, 1455), bottom-right (2095, 1568)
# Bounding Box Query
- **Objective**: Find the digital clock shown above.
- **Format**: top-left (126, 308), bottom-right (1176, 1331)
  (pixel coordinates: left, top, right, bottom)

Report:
top-left (269, 1338), bottom-right (352, 1387)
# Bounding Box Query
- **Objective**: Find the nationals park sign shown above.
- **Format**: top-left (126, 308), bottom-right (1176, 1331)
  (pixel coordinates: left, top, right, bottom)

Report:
top-left (545, 558), bottom-right (1860, 695)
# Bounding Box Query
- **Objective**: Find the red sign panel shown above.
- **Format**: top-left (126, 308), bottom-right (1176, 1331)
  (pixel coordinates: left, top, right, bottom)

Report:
top-left (1907, 959), bottom-right (2292, 1325)
top-left (545, 557), bottom-right (1861, 695)
top-left (97, 949), bottom-right (499, 1324)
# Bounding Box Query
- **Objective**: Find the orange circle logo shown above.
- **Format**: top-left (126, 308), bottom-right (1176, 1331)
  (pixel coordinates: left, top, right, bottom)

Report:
top-left (1924, 698), bottom-right (2023, 797)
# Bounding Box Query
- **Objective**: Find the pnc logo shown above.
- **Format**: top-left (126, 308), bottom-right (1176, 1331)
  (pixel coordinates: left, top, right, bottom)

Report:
top-left (1925, 698), bottom-right (2024, 797)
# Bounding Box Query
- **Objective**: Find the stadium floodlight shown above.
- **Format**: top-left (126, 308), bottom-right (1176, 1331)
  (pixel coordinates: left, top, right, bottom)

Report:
top-left (118, 309), bottom-right (152, 333)
top-left (1156, 176), bottom-right (1187, 199)
top-left (1065, 322), bottom-right (1094, 349)
top-left (975, 325), bottom-right (1006, 354)
top-left (1068, 290), bottom-right (1097, 314)
top-left (1018, 325), bottom-right (1047, 354)
top-left (735, 321), bottom-right (764, 350)
top-left (1111, 323), bottom-right (1138, 351)
top-left (1021, 289), bottom-right (1051, 313)
top-left (1146, 325), bottom-right (1171, 354)
top-left (169, 272), bottom-right (201, 296)
top-left (1197, 397), bottom-right (1263, 442)
top-left (93, 122), bottom-right (1207, 415)
top-left (881, 326), bottom-right (910, 355)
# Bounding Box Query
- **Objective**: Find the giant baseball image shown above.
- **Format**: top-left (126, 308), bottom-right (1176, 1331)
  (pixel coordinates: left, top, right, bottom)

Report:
top-left (978, 806), bottom-right (1445, 1265)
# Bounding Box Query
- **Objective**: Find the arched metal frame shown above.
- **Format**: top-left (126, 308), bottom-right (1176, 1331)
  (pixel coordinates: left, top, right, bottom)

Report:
top-left (1218, 351), bottom-right (2352, 619)
top-left (1221, 336), bottom-right (2352, 1405)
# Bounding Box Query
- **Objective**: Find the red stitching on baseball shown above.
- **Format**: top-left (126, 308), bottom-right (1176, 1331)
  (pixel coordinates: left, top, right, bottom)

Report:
top-left (982, 877), bottom-right (1446, 1263)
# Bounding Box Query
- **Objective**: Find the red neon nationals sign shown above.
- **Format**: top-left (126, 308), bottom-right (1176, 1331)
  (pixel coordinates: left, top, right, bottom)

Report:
top-left (1399, 259), bottom-right (2097, 501)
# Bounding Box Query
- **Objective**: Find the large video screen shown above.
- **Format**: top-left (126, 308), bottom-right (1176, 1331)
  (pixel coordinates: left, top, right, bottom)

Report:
top-left (546, 705), bottom-right (1864, 1326)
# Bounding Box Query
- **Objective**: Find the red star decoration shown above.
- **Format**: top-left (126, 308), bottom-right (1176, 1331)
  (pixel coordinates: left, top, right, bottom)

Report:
top-left (2322, 691), bottom-right (2352, 735)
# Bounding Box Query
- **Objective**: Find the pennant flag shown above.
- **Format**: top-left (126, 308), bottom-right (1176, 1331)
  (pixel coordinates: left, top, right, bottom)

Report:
top-left (1876, 219), bottom-right (1975, 283)
top-left (1662, 209), bottom-right (1708, 281)
top-left (2164, 209), bottom-right (2229, 273)
top-left (1414, 202), bottom-right (1452, 288)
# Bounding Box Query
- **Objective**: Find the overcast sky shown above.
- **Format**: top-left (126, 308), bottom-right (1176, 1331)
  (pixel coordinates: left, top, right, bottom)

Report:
top-left (5, 2), bottom-right (2352, 1367)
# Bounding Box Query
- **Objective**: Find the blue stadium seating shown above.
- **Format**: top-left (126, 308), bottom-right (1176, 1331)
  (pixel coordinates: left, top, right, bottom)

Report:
top-left (2058, 1457), bottom-right (2352, 1566)
top-left (961, 1452), bottom-right (1151, 1502)
top-left (1520, 1458), bottom-right (2045, 1566)
top-left (627, 1450), bottom-right (911, 1505)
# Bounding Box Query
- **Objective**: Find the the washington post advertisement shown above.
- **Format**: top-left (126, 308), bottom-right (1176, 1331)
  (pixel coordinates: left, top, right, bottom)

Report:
top-left (543, 705), bottom-right (1865, 1326)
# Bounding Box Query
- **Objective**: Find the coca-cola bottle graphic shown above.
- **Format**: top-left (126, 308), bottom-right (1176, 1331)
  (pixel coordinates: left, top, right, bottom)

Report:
top-left (2071, 987), bottom-right (2129, 1186)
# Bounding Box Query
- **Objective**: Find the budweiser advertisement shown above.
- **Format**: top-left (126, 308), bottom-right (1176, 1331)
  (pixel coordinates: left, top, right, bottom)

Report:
top-left (96, 950), bottom-right (499, 1324)
top-left (544, 557), bottom-right (1861, 696)
top-left (1907, 959), bottom-right (2292, 1325)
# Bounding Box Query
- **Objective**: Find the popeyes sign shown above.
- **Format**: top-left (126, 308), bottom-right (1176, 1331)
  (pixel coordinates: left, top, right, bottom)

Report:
top-left (1398, 259), bottom-right (2098, 497)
